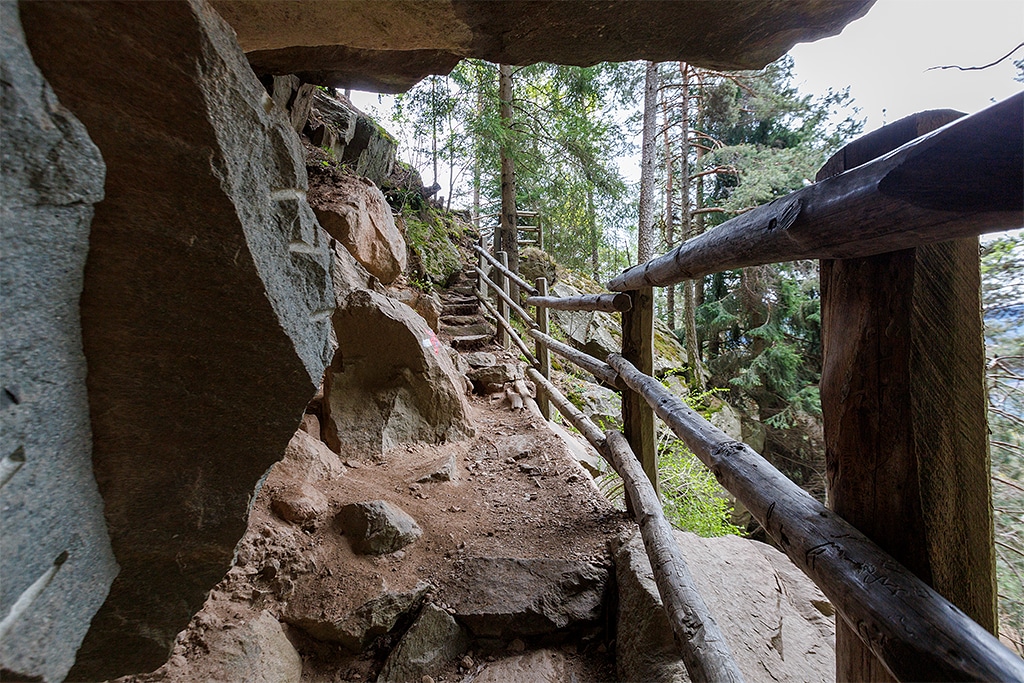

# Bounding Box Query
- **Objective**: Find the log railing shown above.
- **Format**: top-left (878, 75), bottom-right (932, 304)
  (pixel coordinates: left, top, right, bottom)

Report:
top-left (468, 95), bottom-right (1024, 682)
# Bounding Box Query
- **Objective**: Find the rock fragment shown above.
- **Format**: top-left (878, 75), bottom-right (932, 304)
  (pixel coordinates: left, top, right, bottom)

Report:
top-left (337, 500), bottom-right (422, 555)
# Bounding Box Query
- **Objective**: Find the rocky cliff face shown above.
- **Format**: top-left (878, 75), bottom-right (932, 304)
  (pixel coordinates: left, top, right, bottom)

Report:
top-left (18, 1), bottom-right (333, 678)
top-left (0, 7), bottom-right (117, 681)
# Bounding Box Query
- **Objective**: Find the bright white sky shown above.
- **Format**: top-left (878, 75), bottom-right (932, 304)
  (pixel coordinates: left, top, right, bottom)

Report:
top-left (351, 0), bottom-right (1023, 204)
top-left (789, 0), bottom-right (1023, 133)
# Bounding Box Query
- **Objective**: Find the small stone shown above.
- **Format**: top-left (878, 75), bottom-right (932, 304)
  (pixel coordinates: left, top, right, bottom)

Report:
top-left (337, 500), bottom-right (422, 555)
top-left (422, 677), bottom-right (435, 683)
top-left (508, 638), bottom-right (525, 652)
top-left (460, 655), bottom-right (474, 669)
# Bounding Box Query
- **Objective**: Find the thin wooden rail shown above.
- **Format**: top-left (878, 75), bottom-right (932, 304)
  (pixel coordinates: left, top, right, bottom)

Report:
top-left (474, 265), bottom-right (537, 329)
top-left (607, 353), bottom-right (1024, 683)
top-left (525, 369), bottom-right (744, 683)
top-left (478, 295), bottom-right (538, 367)
top-left (526, 292), bottom-right (632, 312)
top-left (526, 328), bottom-right (623, 389)
top-left (608, 93), bottom-right (1023, 291)
top-left (470, 243), bottom-right (539, 296)
top-left (604, 431), bottom-right (744, 683)
top-left (526, 367), bottom-right (606, 449)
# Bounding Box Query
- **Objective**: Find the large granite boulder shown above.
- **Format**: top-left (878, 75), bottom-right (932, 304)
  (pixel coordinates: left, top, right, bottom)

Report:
top-left (309, 172), bottom-right (407, 285)
top-left (212, 1), bottom-right (875, 92)
top-left (307, 90), bottom-right (398, 186)
top-left (323, 289), bottom-right (473, 456)
top-left (0, 7), bottom-right (117, 681)
top-left (20, 1), bottom-right (334, 678)
top-left (615, 530), bottom-right (835, 683)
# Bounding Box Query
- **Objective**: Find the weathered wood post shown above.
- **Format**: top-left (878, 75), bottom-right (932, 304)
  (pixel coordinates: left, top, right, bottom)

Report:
top-left (476, 235), bottom-right (486, 310)
top-left (818, 110), bottom-right (997, 682)
top-left (496, 251), bottom-right (510, 349)
top-left (535, 277), bottom-right (551, 419)
top-left (622, 287), bottom-right (658, 494)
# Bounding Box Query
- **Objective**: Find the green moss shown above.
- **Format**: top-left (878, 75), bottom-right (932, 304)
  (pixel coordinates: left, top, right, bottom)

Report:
top-left (404, 214), bottom-right (461, 285)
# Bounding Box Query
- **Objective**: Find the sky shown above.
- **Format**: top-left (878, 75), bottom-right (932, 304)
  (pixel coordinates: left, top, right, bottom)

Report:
top-left (351, 0), bottom-right (1024, 204)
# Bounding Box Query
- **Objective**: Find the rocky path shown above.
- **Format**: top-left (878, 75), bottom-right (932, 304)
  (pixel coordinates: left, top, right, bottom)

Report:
top-left (117, 271), bottom-right (628, 682)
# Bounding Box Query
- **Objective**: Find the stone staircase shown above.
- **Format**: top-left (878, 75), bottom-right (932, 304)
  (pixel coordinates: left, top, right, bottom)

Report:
top-left (439, 266), bottom-right (495, 349)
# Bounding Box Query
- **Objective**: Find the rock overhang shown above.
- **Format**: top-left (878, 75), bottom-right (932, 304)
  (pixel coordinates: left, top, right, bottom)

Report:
top-left (212, 0), bottom-right (876, 92)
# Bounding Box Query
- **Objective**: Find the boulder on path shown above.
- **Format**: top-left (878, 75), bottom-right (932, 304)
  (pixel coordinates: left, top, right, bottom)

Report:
top-left (378, 603), bottom-right (469, 682)
top-left (310, 173), bottom-right (406, 285)
top-left (181, 611), bottom-right (302, 683)
top-left (446, 557), bottom-right (610, 639)
top-left (0, 7), bottom-right (117, 681)
top-left (337, 500), bottom-right (422, 555)
top-left (284, 581), bottom-right (431, 652)
top-left (467, 362), bottom-right (523, 391)
top-left (270, 482), bottom-right (330, 527)
top-left (615, 530), bottom-right (835, 683)
top-left (322, 289), bottom-right (473, 456)
top-left (273, 429), bottom-right (345, 483)
top-left (390, 287), bottom-right (443, 332)
top-left (472, 649), bottom-right (568, 683)
top-left (465, 351), bottom-right (496, 368)
top-left (20, 1), bottom-right (334, 677)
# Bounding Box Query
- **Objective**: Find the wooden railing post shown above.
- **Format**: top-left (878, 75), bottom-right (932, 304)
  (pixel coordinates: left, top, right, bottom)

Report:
top-left (621, 287), bottom-right (657, 495)
top-left (818, 110), bottom-right (997, 682)
top-left (476, 236), bottom-right (486, 304)
top-left (496, 251), bottom-right (510, 349)
top-left (535, 277), bottom-right (551, 420)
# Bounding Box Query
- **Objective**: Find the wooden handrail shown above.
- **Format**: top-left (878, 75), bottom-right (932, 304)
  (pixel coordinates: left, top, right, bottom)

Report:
top-left (525, 369), bottom-right (744, 682)
top-left (606, 353), bottom-right (1024, 682)
top-left (474, 266), bottom-right (537, 328)
top-left (526, 328), bottom-right (622, 389)
top-left (526, 293), bottom-right (632, 312)
top-left (604, 431), bottom-right (744, 683)
top-left (608, 93), bottom-right (1023, 291)
top-left (470, 243), bottom-right (539, 296)
top-left (478, 295), bottom-right (538, 366)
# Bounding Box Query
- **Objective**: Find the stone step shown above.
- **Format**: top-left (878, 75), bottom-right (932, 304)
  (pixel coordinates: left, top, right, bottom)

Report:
top-left (450, 334), bottom-right (493, 350)
top-left (443, 303), bottom-right (479, 316)
top-left (440, 314), bottom-right (484, 327)
top-left (441, 321), bottom-right (495, 337)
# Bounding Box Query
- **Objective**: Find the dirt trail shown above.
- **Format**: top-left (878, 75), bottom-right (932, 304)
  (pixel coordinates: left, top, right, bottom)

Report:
top-left (120, 327), bottom-right (628, 682)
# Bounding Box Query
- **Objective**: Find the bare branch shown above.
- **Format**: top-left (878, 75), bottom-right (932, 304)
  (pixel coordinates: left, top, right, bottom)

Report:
top-left (927, 41), bottom-right (1024, 72)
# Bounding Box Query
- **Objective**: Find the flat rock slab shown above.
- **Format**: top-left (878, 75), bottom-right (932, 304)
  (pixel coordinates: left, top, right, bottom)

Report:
top-left (464, 351), bottom-right (497, 368)
top-left (337, 500), bottom-right (422, 555)
top-left (450, 334), bottom-right (492, 350)
top-left (615, 530), bottom-right (835, 683)
top-left (284, 581), bottom-right (431, 653)
top-left (472, 649), bottom-right (568, 683)
top-left (446, 557), bottom-right (610, 638)
top-left (378, 603), bottom-right (469, 682)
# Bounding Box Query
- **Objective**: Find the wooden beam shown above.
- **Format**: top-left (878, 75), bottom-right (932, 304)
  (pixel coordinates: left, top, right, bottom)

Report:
top-left (818, 110), bottom-right (997, 682)
top-left (474, 265), bottom-right (536, 329)
top-left (478, 295), bottom-right (538, 367)
top-left (534, 278), bottom-right (551, 420)
top-left (607, 353), bottom-right (1024, 683)
top-left (621, 288), bottom-right (657, 494)
top-left (526, 367), bottom-right (606, 449)
top-left (496, 252), bottom-right (510, 349)
top-left (604, 431), bottom-right (745, 683)
top-left (470, 243), bottom-right (539, 296)
top-left (526, 328), bottom-right (623, 389)
top-left (525, 292), bottom-right (632, 312)
top-left (607, 93), bottom-right (1023, 291)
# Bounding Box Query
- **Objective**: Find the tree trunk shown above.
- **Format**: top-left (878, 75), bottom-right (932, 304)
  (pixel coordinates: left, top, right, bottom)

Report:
top-left (662, 83), bottom-right (675, 330)
top-left (472, 66), bottom-right (483, 229)
top-left (430, 76), bottom-right (438, 188)
top-left (498, 64), bottom-right (519, 291)
top-left (678, 63), bottom-right (703, 381)
top-left (588, 185), bottom-right (599, 280)
top-left (636, 61), bottom-right (658, 265)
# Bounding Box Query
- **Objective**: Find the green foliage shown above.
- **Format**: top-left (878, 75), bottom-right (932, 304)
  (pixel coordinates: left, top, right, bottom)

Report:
top-left (982, 233), bottom-right (1024, 654)
top-left (659, 438), bottom-right (743, 538)
top-left (403, 212), bottom-right (461, 285)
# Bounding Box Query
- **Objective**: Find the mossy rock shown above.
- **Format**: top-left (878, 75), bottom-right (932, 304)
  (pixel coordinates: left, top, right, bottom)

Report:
top-left (403, 212), bottom-right (462, 285)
